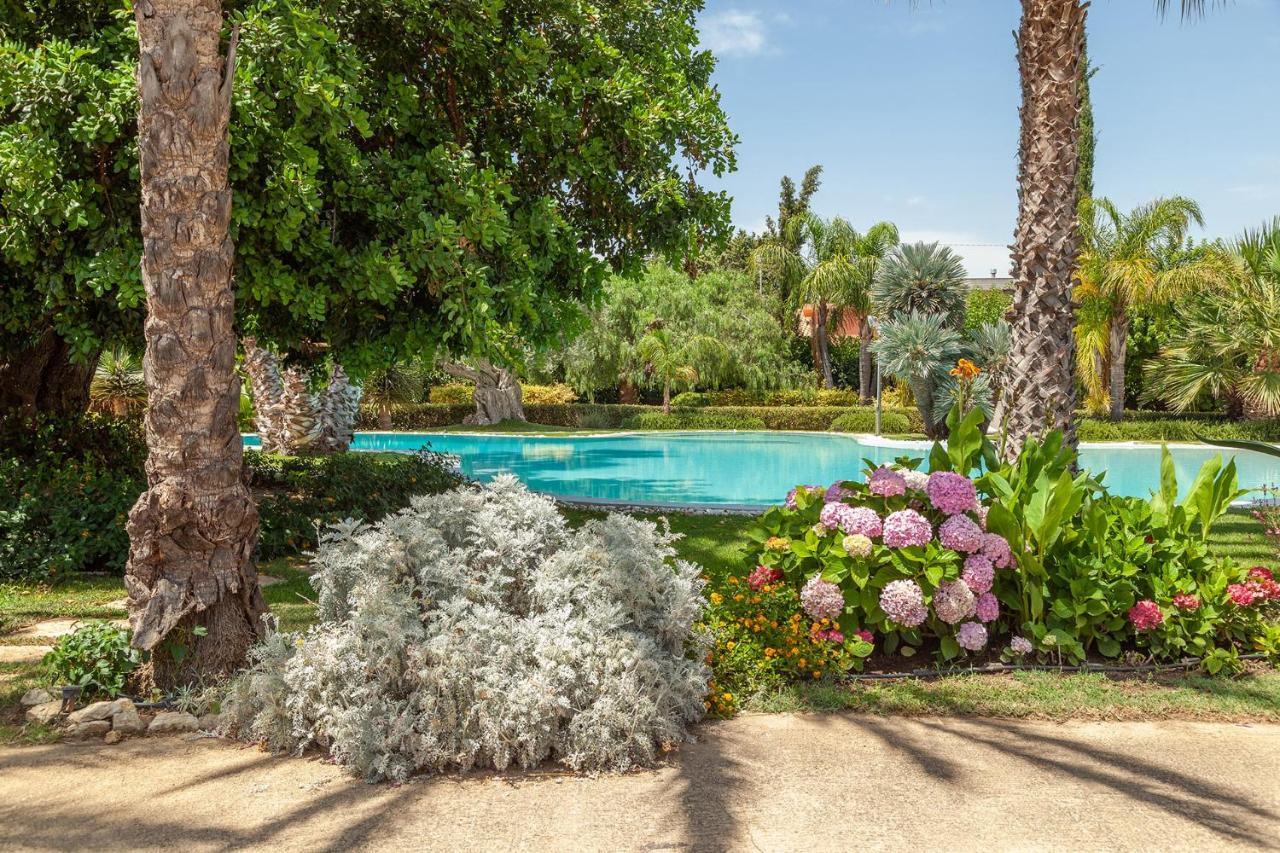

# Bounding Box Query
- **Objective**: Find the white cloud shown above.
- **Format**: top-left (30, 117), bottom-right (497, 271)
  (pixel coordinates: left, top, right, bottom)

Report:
top-left (899, 230), bottom-right (1013, 279)
top-left (701, 10), bottom-right (770, 57)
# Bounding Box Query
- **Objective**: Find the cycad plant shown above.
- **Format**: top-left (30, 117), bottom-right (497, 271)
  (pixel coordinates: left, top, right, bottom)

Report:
top-left (872, 241), bottom-right (968, 326)
top-left (90, 347), bottom-right (147, 417)
top-left (1144, 218), bottom-right (1280, 417)
top-left (870, 311), bottom-right (966, 438)
top-left (1074, 195), bottom-right (1236, 421)
top-left (362, 363), bottom-right (425, 429)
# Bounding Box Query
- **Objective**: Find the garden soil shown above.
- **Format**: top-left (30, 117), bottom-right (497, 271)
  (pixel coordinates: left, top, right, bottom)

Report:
top-left (1, 714), bottom-right (1276, 852)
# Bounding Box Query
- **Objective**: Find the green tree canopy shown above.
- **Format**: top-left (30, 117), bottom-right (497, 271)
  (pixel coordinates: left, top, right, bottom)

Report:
top-left (0, 0), bottom-right (736, 410)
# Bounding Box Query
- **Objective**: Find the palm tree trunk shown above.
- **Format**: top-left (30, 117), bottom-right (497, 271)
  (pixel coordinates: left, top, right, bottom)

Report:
top-left (858, 318), bottom-right (873, 403)
top-left (126, 4), bottom-right (264, 687)
top-left (663, 380), bottom-right (671, 414)
top-left (816, 303), bottom-right (834, 389)
top-left (998, 0), bottom-right (1088, 459)
top-left (1108, 308), bottom-right (1129, 423)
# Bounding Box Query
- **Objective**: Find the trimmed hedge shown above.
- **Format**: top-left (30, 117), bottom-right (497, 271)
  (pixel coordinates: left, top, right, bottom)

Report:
top-left (830, 409), bottom-right (912, 435)
top-left (357, 404), bottom-right (475, 429)
top-left (427, 383), bottom-right (577, 405)
top-left (622, 411), bottom-right (767, 430)
top-left (1076, 416), bottom-right (1280, 443)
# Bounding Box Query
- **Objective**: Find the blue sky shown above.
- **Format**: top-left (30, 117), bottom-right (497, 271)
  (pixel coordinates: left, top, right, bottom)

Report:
top-left (697, 0), bottom-right (1280, 275)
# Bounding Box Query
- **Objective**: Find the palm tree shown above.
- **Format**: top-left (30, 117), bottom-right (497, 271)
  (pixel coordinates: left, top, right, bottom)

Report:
top-left (997, 0), bottom-right (1209, 457)
top-left (1075, 196), bottom-right (1235, 421)
top-left (872, 241), bottom-right (968, 326)
top-left (362, 363), bottom-right (424, 429)
top-left (750, 213), bottom-right (866, 389)
top-left (1145, 219), bottom-right (1279, 417)
top-left (126, 8), bottom-right (265, 685)
top-left (636, 327), bottom-right (710, 413)
top-left (90, 347), bottom-right (147, 417)
top-left (846, 223), bottom-right (900, 402)
top-left (870, 311), bottom-right (966, 438)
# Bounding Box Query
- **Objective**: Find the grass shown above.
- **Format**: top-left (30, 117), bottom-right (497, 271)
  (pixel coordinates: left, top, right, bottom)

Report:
top-left (0, 576), bottom-right (126, 635)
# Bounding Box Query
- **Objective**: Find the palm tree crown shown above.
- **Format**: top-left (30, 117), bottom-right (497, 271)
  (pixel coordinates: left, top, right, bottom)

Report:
top-left (872, 241), bottom-right (967, 326)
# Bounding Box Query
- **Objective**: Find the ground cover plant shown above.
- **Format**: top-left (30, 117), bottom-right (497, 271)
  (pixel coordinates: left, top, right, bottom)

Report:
top-left (222, 477), bottom-right (710, 781)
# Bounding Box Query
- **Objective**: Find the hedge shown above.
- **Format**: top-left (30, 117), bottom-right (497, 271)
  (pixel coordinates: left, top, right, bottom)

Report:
top-left (427, 383), bottom-right (577, 405)
top-left (830, 409), bottom-right (913, 435)
top-left (1076, 416), bottom-right (1280, 443)
top-left (622, 411), bottom-right (767, 430)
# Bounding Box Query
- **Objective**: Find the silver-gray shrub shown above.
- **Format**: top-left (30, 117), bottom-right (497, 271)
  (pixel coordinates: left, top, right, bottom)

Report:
top-left (224, 475), bottom-right (709, 781)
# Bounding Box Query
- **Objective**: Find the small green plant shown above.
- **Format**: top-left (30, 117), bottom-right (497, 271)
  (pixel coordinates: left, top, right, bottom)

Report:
top-left (42, 622), bottom-right (142, 698)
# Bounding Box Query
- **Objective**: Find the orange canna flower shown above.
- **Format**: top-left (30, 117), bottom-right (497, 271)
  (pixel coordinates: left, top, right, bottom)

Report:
top-left (949, 358), bottom-right (982, 380)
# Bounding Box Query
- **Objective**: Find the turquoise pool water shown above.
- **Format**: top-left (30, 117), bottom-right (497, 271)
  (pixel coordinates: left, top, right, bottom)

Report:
top-left (243, 431), bottom-right (1280, 508)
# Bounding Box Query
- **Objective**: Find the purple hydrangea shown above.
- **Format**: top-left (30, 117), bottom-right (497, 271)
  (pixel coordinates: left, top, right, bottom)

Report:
top-left (819, 502), bottom-right (882, 537)
top-left (974, 592), bottom-right (999, 623)
top-left (932, 579), bottom-right (977, 624)
top-left (800, 576), bottom-right (846, 621)
top-left (956, 621), bottom-right (988, 651)
top-left (901, 469), bottom-right (930, 491)
top-left (938, 514), bottom-right (984, 553)
top-left (976, 505), bottom-right (989, 530)
top-left (926, 471), bottom-right (979, 515)
top-left (867, 467), bottom-right (906, 498)
top-left (879, 579), bottom-right (927, 627)
top-left (825, 482), bottom-right (855, 503)
top-left (882, 509), bottom-right (933, 548)
top-left (981, 533), bottom-right (1014, 569)
top-left (1009, 636), bottom-right (1034, 655)
top-left (785, 485), bottom-right (821, 509)
top-left (961, 554), bottom-right (995, 593)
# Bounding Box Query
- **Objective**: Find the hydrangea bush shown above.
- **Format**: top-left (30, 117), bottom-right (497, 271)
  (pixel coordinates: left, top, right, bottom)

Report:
top-left (747, 405), bottom-right (1279, 671)
top-left (223, 476), bottom-right (709, 781)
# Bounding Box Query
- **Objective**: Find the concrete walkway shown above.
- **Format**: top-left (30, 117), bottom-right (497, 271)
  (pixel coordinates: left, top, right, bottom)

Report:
top-left (1, 714), bottom-right (1277, 852)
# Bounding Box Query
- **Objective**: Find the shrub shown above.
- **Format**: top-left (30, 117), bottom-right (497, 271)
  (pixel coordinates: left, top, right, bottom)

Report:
top-left (42, 622), bottom-right (141, 698)
top-left (623, 411), bottom-right (766, 430)
top-left (427, 383), bottom-right (474, 404)
top-left (224, 477), bottom-right (710, 781)
top-left (428, 382), bottom-right (577, 406)
top-left (0, 414), bottom-right (145, 581)
top-left (670, 391), bottom-right (712, 407)
top-left (1076, 416), bottom-right (1280, 443)
top-left (247, 450), bottom-right (463, 559)
top-left (830, 410), bottom-right (912, 434)
top-left (355, 403), bottom-right (474, 429)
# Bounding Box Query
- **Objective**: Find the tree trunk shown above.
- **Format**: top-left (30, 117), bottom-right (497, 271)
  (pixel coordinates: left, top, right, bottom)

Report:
top-left (126, 5), bottom-right (264, 687)
top-left (0, 329), bottom-right (98, 417)
top-left (911, 376), bottom-right (939, 439)
top-left (815, 303), bottom-right (834, 389)
top-left (443, 359), bottom-right (525, 425)
top-left (808, 309), bottom-right (822, 385)
top-left (858, 318), bottom-right (873, 403)
top-left (377, 405), bottom-right (392, 430)
top-left (997, 0), bottom-right (1087, 459)
top-left (662, 380), bottom-right (671, 414)
top-left (1108, 309), bottom-right (1128, 423)
top-left (618, 377), bottom-right (638, 404)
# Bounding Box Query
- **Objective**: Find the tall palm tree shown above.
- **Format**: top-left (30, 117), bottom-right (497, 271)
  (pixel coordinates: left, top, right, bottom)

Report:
top-left (872, 241), bottom-right (968, 326)
top-left (1075, 196), bottom-right (1235, 421)
top-left (126, 5), bottom-right (265, 685)
top-left (847, 222), bottom-right (900, 402)
top-left (636, 327), bottom-right (715, 413)
top-left (997, 0), bottom-right (1209, 457)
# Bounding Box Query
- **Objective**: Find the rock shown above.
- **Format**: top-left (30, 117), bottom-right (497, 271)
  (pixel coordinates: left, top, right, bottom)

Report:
top-left (25, 700), bottom-right (63, 725)
top-left (67, 720), bottom-right (111, 739)
top-left (103, 730), bottom-right (124, 745)
top-left (67, 698), bottom-right (130, 725)
top-left (20, 688), bottom-right (54, 707)
top-left (147, 711), bottom-right (199, 735)
top-left (112, 708), bottom-right (146, 736)
top-left (197, 712), bottom-right (224, 733)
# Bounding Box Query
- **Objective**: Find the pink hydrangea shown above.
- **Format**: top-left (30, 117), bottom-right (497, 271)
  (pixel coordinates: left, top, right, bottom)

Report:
top-left (785, 485), bottom-right (821, 509)
top-left (1172, 593), bottom-right (1200, 611)
top-left (1227, 583), bottom-right (1263, 606)
top-left (854, 629), bottom-right (874, 644)
top-left (843, 533), bottom-right (873, 558)
top-left (813, 628), bottom-right (845, 644)
top-left (879, 579), bottom-right (927, 627)
top-left (956, 621), bottom-right (988, 651)
top-left (901, 469), bottom-right (930, 491)
top-left (926, 471), bottom-right (979, 515)
top-left (961, 554), bottom-right (995, 593)
top-left (821, 503), bottom-right (882, 538)
top-left (867, 467), bottom-right (906, 498)
top-left (974, 592), bottom-right (999, 623)
top-left (747, 565), bottom-right (783, 590)
top-left (1009, 635), bottom-right (1034, 655)
top-left (981, 533), bottom-right (1014, 569)
top-left (933, 579), bottom-right (977, 624)
top-left (1128, 599), bottom-right (1163, 631)
top-left (1247, 566), bottom-right (1275, 581)
top-left (938, 514), bottom-right (984, 553)
top-left (825, 482), bottom-right (855, 503)
top-left (976, 505), bottom-right (989, 530)
top-left (800, 576), bottom-right (846, 621)
top-left (882, 509), bottom-right (933, 548)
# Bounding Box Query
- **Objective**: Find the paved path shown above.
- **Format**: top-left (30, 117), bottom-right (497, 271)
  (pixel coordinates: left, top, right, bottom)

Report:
top-left (2, 714), bottom-right (1277, 852)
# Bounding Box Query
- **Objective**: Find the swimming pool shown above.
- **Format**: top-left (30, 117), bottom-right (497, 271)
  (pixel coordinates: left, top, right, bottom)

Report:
top-left (243, 431), bottom-right (1280, 509)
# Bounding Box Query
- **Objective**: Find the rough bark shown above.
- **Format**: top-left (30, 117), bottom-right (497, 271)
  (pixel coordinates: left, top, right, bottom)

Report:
top-left (858, 319), bottom-right (873, 403)
top-left (1108, 309), bottom-right (1128, 423)
top-left (0, 329), bottom-right (98, 417)
top-left (241, 338), bottom-right (361, 454)
top-left (997, 0), bottom-right (1087, 459)
top-left (442, 359), bottom-right (525, 425)
top-left (815, 302), bottom-right (834, 389)
top-left (125, 1), bottom-right (264, 686)
top-left (618, 378), bottom-right (638, 404)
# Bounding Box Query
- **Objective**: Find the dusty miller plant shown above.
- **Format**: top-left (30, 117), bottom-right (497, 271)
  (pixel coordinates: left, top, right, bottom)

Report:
top-left (223, 476), bottom-right (709, 781)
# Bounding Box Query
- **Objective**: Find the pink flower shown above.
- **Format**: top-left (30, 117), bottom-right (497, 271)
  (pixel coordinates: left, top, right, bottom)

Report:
top-left (933, 579), bottom-right (977, 624)
top-left (1128, 599), bottom-right (1163, 631)
top-left (879, 579), bottom-right (927, 627)
top-left (1009, 636), bottom-right (1034, 655)
top-left (1172, 593), bottom-right (1200, 611)
top-left (1247, 566), bottom-right (1275, 582)
top-left (854, 629), bottom-right (874, 644)
top-left (976, 505), bottom-right (989, 530)
top-left (747, 565), bottom-right (783, 590)
top-left (821, 504), bottom-right (882, 538)
top-left (785, 485), bottom-right (821, 509)
top-left (974, 592), bottom-right (999, 623)
top-left (938, 514), bottom-right (984, 553)
top-left (867, 467), bottom-right (906, 498)
top-left (956, 621), bottom-right (988, 651)
top-left (825, 482), bottom-right (855, 503)
top-left (882, 509), bottom-right (932, 548)
top-left (981, 533), bottom-right (1013, 569)
top-left (1227, 583), bottom-right (1261, 606)
top-left (926, 471), bottom-right (979, 515)
top-left (800, 576), bottom-right (846, 621)
top-left (901, 469), bottom-right (930, 491)
top-left (961, 555), bottom-right (995, 593)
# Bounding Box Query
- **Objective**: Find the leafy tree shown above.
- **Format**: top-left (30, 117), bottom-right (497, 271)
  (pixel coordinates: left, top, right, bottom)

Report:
top-left (963, 289), bottom-right (1012, 332)
top-left (0, 0), bottom-right (736, 412)
top-left (873, 241), bottom-right (967, 326)
top-left (765, 165), bottom-right (823, 251)
top-left (1074, 196), bottom-right (1235, 421)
